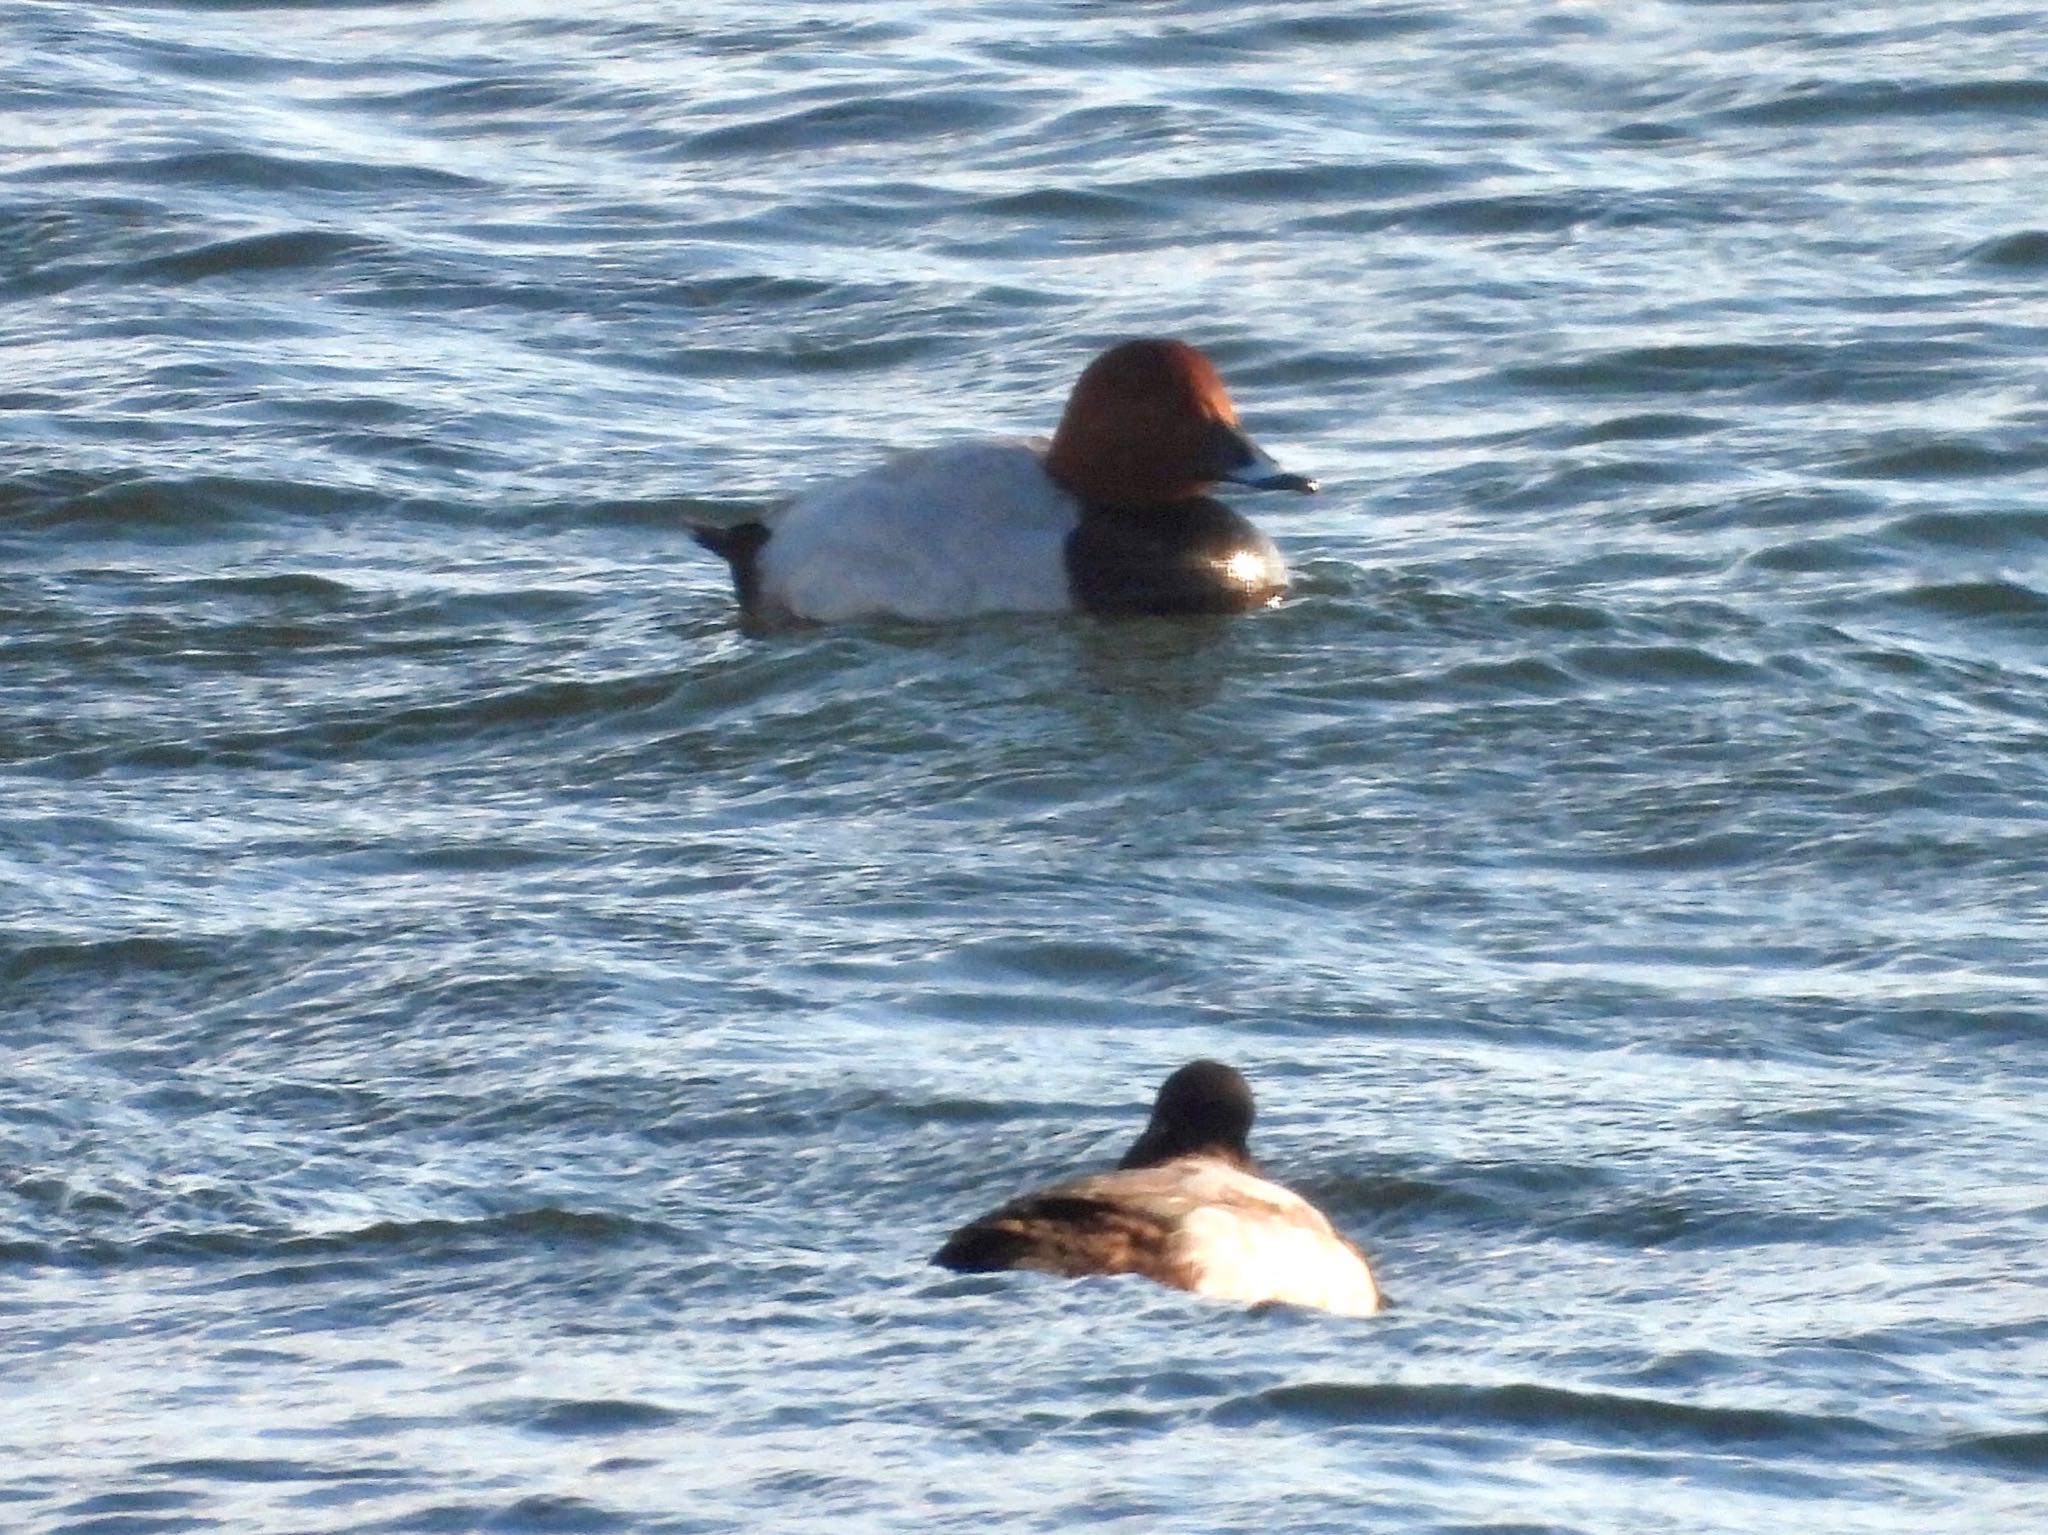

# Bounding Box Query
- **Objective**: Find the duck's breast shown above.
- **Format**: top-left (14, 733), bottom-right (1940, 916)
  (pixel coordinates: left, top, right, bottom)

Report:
top-left (758, 439), bottom-right (1078, 622)
top-left (1065, 499), bottom-right (1288, 616)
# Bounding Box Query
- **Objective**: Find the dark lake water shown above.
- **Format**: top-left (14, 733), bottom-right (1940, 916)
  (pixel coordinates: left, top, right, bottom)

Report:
top-left (4, 2), bottom-right (2046, 1530)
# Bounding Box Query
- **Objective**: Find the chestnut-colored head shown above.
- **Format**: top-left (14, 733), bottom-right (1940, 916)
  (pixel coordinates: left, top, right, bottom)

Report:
top-left (1044, 339), bottom-right (1316, 510)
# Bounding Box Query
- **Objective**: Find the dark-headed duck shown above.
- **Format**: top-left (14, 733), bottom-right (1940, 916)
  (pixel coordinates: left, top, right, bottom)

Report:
top-left (694, 340), bottom-right (1316, 624)
top-left (933, 1060), bottom-right (1380, 1316)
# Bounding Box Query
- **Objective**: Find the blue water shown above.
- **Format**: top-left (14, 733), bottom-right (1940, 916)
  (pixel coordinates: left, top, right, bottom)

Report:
top-left (5, 1), bottom-right (2047, 1530)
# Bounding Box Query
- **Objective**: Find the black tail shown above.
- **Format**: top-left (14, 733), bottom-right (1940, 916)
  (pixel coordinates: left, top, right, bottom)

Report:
top-left (931, 1222), bottom-right (1037, 1272)
top-left (691, 521), bottom-right (771, 611)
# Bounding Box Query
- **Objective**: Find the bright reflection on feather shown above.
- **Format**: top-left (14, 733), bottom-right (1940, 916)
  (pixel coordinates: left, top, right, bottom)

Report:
top-left (1222, 549), bottom-right (1269, 589)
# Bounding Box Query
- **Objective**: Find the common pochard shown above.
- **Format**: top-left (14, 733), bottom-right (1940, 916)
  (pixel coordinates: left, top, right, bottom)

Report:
top-left (932, 1060), bottom-right (1381, 1317)
top-left (694, 339), bottom-right (1316, 624)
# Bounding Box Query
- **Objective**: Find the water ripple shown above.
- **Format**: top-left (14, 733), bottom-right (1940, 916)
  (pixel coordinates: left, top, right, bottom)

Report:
top-left (1211, 1379), bottom-right (1893, 1451)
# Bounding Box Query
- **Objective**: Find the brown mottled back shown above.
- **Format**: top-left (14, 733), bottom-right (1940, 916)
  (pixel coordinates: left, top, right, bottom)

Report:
top-left (931, 1193), bottom-right (1199, 1288)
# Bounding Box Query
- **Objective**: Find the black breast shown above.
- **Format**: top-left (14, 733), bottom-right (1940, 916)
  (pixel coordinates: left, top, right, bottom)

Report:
top-left (1063, 498), bottom-right (1287, 616)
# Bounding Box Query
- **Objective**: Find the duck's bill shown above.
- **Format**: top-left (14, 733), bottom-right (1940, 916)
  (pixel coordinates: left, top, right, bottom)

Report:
top-left (1206, 423), bottom-right (1319, 493)
top-left (1227, 464), bottom-right (1319, 493)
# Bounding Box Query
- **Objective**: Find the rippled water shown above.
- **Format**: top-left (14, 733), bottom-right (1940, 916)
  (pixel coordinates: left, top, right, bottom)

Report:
top-left (5, 1), bottom-right (2047, 1530)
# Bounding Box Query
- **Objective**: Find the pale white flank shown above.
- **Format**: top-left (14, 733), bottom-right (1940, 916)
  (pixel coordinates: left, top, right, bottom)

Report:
top-left (1055, 1157), bottom-right (1382, 1317)
top-left (755, 438), bottom-right (1077, 622)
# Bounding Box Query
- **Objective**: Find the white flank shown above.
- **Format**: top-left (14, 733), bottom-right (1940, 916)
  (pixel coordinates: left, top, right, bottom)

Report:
top-left (1058, 1157), bottom-right (1381, 1317)
top-left (756, 438), bottom-right (1078, 622)
top-left (1169, 1163), bottom-right (1381, 1317)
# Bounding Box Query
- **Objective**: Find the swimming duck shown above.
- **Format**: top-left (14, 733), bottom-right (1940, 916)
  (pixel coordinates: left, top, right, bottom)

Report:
top-left (694, 339), bottom-right (1316, 624)
top-left (933, 1060), bottom-right (1381, 1316)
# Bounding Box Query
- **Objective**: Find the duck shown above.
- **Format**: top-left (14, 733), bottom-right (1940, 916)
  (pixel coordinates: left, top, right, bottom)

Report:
top-left (693, 339), bottom-right (1317, 624)
top-left (932, 1060), bottom-right (1381, 1316)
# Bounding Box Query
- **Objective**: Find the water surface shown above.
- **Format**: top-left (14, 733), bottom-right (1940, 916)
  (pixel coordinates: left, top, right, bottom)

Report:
top-left (4, 2), bottom-right (2046, 1530)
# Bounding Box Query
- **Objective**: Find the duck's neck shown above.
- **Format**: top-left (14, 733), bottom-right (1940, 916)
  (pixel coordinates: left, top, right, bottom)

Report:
top-left (1118, 1127), bottom-right (1257, 1173)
